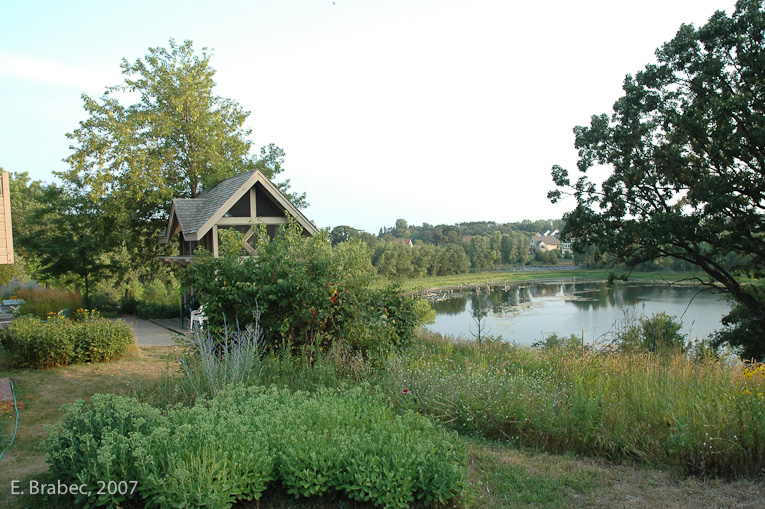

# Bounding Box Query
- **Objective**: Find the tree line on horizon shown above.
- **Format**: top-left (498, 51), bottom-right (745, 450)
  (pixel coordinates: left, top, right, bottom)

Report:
top-left (328, 219), bottom-right (568, 279)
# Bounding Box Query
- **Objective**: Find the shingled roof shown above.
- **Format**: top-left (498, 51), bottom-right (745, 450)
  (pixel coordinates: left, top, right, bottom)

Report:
top-left (173, 171), bottom-right (255, 236)
top-left (531, 234), bottom-right (561, 245)
top-left (159, 170), bottom-right (316, 243)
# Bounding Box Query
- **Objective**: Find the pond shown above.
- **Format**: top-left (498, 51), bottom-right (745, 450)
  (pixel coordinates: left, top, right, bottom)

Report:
top-left (425, 281), bottom-right (732, 345)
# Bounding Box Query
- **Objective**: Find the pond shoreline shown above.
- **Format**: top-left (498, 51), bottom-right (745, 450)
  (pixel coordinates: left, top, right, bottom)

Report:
top-left (414, 273), bottom-right (712, 297)
top-left (424, 278), bottom-right (731, 343)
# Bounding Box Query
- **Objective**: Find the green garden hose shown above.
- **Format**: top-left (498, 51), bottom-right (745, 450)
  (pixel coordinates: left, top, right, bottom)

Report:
top-left (0, 379), bottom-right (19, 461)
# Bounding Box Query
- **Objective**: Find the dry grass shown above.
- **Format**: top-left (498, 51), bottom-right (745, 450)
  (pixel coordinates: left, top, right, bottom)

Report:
top-left (11, 287), bottom-right (83, 319)
top-left (0, 346), bottom-right (178, 508)
top-left (465, 439), bottom-right (765, 508)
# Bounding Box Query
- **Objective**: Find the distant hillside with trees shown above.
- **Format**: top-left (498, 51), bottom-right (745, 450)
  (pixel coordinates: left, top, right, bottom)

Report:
top-left (330, 219), bottom-right (567, 279)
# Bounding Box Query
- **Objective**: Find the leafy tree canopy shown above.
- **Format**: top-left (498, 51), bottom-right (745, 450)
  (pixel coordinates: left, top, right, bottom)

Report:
top-left (56, 39), bottom-right (305, 278)
top-left (549, 0), bottom-right (765, 358)
top-left (60, 39), bottom-right (253, 216)
top-left (20, 186), bottom-right (114, 304)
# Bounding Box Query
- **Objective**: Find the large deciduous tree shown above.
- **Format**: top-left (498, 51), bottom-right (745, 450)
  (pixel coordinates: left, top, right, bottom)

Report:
top-left (61, 39), bottom-right (252, 216)
top-left (549, 0), bottom-right (765, 358)
top-left (58, 39), bottom-right (304, 276)
top-left (21, 186), bottom-right (114, 304)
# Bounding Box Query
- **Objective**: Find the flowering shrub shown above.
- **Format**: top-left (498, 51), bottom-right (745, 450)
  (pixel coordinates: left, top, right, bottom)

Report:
top-left (46, 386), bottom-right (466, 508)
top-left (2, 315), bottom-right (133, 368)
top-left (184, 220), bottom-right (426, 358)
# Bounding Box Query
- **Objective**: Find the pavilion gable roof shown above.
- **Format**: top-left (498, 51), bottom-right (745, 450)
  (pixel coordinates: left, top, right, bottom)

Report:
top-left (159, 170), bottom-right (316, 243)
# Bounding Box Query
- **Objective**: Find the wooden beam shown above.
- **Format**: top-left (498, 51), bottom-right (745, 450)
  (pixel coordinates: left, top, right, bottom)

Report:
top-left (0, 172), bottom-right (13, 264)
top-left (216, 216), bottom-right (288, 226)
top-left (216, 218), bottom-right (253, 225)
top-left (156, 256), bottom-right (193, 267)
top-left (252, 216), bottom-right (288, 225)
top-left (212, 225), bottom-right (219, 257)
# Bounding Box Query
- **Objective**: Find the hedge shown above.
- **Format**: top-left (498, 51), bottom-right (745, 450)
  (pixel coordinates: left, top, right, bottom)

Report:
top-left (1, 315), bottom-right (134, 368)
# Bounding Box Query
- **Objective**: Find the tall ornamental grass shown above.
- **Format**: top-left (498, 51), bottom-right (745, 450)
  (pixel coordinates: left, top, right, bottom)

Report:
top-left (12, 287), bottom-right (83, 318)
top-left (134, 319), bottom-right (374, 408)
top-left (383, 333), bottom-right (765, 477)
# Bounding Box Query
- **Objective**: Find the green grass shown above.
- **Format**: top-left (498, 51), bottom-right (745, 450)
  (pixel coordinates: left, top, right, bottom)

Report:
top-left (375, 268), bottom-right (710, 292)
top-left (466, 439), bottom-right (599, 508)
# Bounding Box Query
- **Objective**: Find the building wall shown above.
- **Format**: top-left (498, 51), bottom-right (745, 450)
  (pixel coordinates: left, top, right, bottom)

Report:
top-left (0, 172), bottom-right (14, 264)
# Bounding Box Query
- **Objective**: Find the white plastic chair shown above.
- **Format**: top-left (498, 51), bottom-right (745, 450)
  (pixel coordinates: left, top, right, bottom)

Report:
top-left (189, 305), bottom-right (207, 331)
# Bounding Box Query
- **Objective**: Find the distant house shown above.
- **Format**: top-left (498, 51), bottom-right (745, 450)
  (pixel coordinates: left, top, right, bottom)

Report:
top-left (0, 172), bottom-right (13, 265)
top-left (158, 170), bottom-right (317, 266)
top-left (391, 238), bottom-right (413, 247)
top-left (530, 234), bottom-right (561, 253)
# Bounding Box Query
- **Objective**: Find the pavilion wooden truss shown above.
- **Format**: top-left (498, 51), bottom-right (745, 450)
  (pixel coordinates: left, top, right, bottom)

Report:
top-left (158, 170), bottom-right (317, 266)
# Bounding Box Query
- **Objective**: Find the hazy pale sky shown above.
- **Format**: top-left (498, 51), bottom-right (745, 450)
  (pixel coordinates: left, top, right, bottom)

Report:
top-left (0, 0), bottom-right (737, 233)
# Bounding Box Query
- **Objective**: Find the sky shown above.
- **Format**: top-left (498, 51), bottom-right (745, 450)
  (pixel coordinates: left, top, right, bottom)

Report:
top-left (1, 0), bottom-right (739, 234)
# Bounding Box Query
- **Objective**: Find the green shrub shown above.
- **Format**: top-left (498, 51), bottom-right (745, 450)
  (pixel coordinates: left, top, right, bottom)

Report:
top-left (46, 394), bottom-right (164, 507)
top-left (119, 296), bottom-right (139, 314)
top-left (47, 386), bottom-right (467, 508)
top-left (74, 316), bottom-right (134, 363)
top-left (3, 315), bottom-right (75, 368)
top-left (136, 301), bottom-right (180, 319)
top-left (615, 311), bottom-right (687, 353)
top-left (132, 398), bottom-right (275, 508)
top-left (3, 315), bottom-right (134, 368)
top-left (184, 220), bottom-right (425, 357)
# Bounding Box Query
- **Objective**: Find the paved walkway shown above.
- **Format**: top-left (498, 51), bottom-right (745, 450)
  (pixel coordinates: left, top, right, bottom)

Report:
top-left (0, 378), bottom-right (12, 403)
top-left (114, 316), bottom-right (188, 347)
top-left (0, 315), bottom-right (185, 347)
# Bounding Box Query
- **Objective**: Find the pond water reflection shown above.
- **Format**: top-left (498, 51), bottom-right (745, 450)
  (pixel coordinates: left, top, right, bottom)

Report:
top-left (426, 282), bottom-right (731, 345)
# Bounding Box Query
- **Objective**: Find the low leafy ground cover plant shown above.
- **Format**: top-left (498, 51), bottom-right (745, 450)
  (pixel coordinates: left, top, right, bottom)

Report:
top-left (47, 385), bottom-right (466, 509)
top-left (1, 314), bottom-right (134, 368)
top-left (382, 332), bottom-right (765, 478)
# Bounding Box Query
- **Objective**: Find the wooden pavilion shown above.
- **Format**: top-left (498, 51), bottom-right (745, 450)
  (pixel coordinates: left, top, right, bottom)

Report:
top-left (157, 170), bottom-right (317, 327)
top-left (158, 170), bottom-right (317, 266)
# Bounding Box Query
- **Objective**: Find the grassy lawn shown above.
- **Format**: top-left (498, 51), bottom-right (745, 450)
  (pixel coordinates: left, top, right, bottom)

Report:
top-left (1, 343), bottom-right (763, 508)
top-left (0, 346), bottom-right (179, 508)
top-left (381, 268), bottom-right (711, 293)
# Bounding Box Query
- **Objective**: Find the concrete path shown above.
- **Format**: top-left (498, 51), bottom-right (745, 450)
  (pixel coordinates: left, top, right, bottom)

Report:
top-left (114, 316), bottom-right (185, 347)
top-left (0, 378), bottom-right (13, 403)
